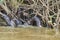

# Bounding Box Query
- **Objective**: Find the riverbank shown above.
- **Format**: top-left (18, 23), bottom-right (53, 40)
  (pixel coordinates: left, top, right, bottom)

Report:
top-left (0, 27), bottom-right (60, 40)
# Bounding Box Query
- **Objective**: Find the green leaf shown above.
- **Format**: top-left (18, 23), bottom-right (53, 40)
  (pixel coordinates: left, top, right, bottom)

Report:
top-left (49, 16), bottom-right (53, 18)
top-left (0, 0), bottom-right (4, 4)
top-left (48, 21), bottom-right (52, 23)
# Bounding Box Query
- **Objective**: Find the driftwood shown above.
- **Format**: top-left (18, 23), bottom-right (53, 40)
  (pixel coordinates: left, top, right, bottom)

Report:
top-left (0, 0), bottom-right (60, 30)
